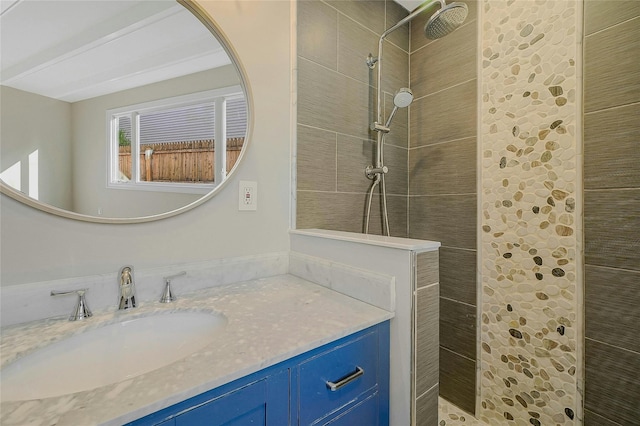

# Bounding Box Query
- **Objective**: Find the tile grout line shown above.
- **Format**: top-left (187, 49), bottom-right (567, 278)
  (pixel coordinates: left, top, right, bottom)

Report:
top-left (585, 337), bottom-right (640, 357)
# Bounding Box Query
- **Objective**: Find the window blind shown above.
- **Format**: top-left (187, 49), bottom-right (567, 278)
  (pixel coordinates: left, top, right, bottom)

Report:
top-left (139, 103), bottom-right (215, 144)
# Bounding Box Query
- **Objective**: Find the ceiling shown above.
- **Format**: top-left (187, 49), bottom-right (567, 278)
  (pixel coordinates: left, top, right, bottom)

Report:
top-left (395, 0), bottom-right (424, 12)
top-left (0, 0), bottom-right (229, 103)
top-left (0, 0), bottom-right (432, 104)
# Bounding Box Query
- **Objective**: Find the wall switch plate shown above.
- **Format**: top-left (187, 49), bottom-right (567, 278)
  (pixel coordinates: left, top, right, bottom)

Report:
top-left (239, 180), bottom-right (257, 211)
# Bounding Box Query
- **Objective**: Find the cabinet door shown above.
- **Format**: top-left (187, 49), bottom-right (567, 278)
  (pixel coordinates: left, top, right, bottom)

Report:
top-left (174, 367), bottom-right (290, 426)
top-left (175, 379), bottom-right (267, 425)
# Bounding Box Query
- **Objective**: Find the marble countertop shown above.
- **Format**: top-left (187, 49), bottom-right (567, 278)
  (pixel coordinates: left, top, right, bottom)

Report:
top-left (0, 274), bottom-right (393, 425)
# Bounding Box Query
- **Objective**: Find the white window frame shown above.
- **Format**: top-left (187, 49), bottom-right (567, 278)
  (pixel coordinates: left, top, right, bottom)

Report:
top-left (106, 86), bottom-right (243, 194)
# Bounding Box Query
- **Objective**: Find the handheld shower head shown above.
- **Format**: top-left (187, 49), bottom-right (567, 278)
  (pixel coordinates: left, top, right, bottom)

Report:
top-left (424, 1), bottom-right (468, 39)
top-left (385, 88), bottom-right (413, 128)
top-left (393, 87), bottom-right (414, 108)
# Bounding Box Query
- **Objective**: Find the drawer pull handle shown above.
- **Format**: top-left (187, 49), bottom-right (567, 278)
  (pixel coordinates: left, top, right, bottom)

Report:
top-left (326, 366), bottom-right (364, 391)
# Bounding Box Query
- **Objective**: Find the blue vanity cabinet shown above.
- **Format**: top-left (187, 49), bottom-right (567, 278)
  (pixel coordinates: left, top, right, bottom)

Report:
top-left (128, 321), bottom-right (389, 426)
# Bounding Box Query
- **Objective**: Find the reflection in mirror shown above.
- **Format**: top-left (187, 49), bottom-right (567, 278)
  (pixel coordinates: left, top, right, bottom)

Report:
top-left (0, 0), bottom-right (248, 221)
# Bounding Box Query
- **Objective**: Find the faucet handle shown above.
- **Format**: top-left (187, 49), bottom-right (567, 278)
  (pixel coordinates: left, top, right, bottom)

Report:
top-left (160, 271), bottom-right (186, 303)
top-left (51, 289), bottom-right (92, 321)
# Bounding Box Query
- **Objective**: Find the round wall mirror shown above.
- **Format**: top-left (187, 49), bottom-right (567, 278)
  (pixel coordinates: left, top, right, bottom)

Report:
top-left (0, 0), bottom-right (251, 223)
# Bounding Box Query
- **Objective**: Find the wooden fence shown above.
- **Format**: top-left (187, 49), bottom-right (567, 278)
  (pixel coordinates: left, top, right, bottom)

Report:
top-left (119, 138), bottom-right (244, 183)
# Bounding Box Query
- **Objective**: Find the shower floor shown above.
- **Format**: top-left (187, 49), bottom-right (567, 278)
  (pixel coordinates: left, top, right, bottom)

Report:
top-left (439, 397), bottom-right (488, 426)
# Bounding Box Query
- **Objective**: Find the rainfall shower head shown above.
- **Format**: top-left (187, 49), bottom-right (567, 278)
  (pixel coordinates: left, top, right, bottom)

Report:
top-left (385, 88), bottom-right (413, 128)
top-left (424, 1), bottom-right (468, 39)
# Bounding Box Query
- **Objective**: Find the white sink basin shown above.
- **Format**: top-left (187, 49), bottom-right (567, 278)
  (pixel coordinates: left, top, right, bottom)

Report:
top-left (0, 311), bottom-right (227, 401)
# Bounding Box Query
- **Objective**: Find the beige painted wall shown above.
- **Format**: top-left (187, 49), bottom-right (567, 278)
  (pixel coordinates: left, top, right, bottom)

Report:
top-left (1, 86), bottom-right (73, 210)
top-left (0, 0), bottom-right (292, 286)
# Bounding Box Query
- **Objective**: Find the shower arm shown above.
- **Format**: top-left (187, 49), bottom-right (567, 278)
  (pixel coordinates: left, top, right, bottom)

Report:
top-left (372, 0), bottom-right (446, 167)
top-left (380, 0), bottom-right (446, 41)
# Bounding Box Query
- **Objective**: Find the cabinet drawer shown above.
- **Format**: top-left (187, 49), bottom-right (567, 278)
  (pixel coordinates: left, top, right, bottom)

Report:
top-left (322, 392), bottom-right (378, 426)
top-left (298, 330), bottom-right (379, 425)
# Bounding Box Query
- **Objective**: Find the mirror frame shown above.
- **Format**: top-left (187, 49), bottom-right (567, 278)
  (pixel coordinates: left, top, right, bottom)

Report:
top-left (0, 0), bottom-right (253, 224)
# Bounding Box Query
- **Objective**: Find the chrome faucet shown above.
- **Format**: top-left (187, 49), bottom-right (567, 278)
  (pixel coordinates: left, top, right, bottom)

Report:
top-left (118, 265), bottom-right (137, 310)
top-left (51, 288), bottom-right (92, 321)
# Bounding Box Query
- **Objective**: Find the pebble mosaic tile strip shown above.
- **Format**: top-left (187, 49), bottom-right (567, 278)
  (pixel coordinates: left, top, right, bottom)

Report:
top-left (479, 0), bottom-right (580, 424)
top-left (439, 397), bottom-right (488, 426)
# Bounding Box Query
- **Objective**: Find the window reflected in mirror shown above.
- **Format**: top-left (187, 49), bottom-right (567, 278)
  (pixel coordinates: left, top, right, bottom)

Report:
top-left (107, 87), bottom-right (246, 194)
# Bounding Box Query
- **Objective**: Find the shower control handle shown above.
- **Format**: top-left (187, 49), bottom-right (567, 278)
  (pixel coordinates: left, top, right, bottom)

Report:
top-left (365, 165), bottom-right (388, 180)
